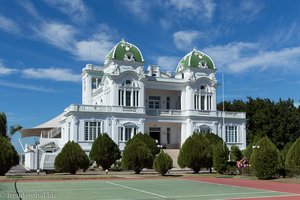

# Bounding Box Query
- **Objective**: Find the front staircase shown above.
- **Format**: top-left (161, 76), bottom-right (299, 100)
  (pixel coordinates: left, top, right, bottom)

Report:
top-left (163, 149), bottom-right (180, 168)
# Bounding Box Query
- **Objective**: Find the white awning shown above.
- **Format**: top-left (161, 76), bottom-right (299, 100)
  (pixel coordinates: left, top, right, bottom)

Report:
top-left (20, 113), bottom-right (63, 138)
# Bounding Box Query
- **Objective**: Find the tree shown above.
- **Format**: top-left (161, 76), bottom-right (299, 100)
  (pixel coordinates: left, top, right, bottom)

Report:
top-left (54, 141), bottom-right (90, 174)
top-left (230, 145), bottom-right (243, 161)
top-left (204, 132), bottom-right (223, 172)
top-left (126, 133), bottom-right (159, 156)
top-left (217, 98), bottom-right (300, 149)
top-left (90, 133), bottom-right (121, 170)
top-left (153, 150), bottom-right (173, 176)
top-left (0, 136), bottom-right (19, 175)
top-left (278, 142), bottom-right (293, 177)
top-left (122, 139), bottom-right (153, 174)
top-left (178, 133), bottom-right (212, 173)
top-left (250, 136), bottom-right (280, 179)
top-left (213, 142), bottom-right (229, 174)
top-left (285, 137), bottom-right (300, 176)
top-left (243, 143), bottom-right (253, 159)
top-left (0, 112), bottom-right (22, 138)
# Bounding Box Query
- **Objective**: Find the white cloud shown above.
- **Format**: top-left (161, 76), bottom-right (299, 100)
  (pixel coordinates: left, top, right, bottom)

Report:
top-left (271, 22), bottom-right (300, 47)
top-left (44, 0), bottom-right (89, 23)
top-left (74, 30), bottom-right (115, 63)
top-left (22, 68), bottom-right (81, 82)
top-left (0, 80), bottom-right (56, 93)
top-left (204, 42), bottom-right (300, 73)
top-left (0, 15), bottom-right (19, 33)
top-left (0, 60), bottom-right (17, 75)
top-left (121, 0), bottom-right (152, 21)
top-left (19, 1), bottom-right (40, 19)
top-left (168, 0), bottom-right (216, 20)
top-left (34, 22), bottom-right (76, 51)
top-left (173, 30), bottom-right (201, 50)
top-left (0, 66), bottom-right (17, 76)
top-left (157, 56), bottom-right (180, 71)
top-left (33, 22), bottom-right (115, 63)
top-left (221, 1), bottom-right (263, 23)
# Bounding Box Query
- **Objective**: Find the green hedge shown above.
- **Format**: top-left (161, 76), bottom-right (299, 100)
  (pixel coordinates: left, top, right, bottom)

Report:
top-left (285, 137), bottom-right (300, 176)
top-left (250, 136), bottom-right (279, 179)
top-left (55, 141), bottom-right (90, 174)
top-left (0, 136), bottom-right (19, 175)
top-left (122, 139), bottom-right (153, 174)
top-left (90, 133), bottom-right (121, 170)
top-left (153, 150), bottom-right (173, 176)
top-left (178, 133), bottom-right (212, 173)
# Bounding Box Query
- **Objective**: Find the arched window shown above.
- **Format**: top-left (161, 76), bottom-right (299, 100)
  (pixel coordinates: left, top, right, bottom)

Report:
top-left (118, 122), bottom-right (138, 142)
top-left (194, 86), bottom-right (213, 111)
top-left (118, 80), bottom-right (140, 107)
top-left (198, 125), bottom-right (211, 134)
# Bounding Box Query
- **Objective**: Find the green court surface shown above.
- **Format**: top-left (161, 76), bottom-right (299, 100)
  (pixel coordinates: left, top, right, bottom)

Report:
top-left (0, 179), bottom-right (295, 200)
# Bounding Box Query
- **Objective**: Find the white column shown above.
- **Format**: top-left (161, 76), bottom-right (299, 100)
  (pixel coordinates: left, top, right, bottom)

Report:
top-left (204, 93), bottom-right (207, 110)
top-left (135, 91), bottom-right (138, 106)
top-left (199, 94), bottom-right (201, 110)
top-left (123, 88), bottom-right (126, 106)
top-left (131, 89), bottom-right (134, 106)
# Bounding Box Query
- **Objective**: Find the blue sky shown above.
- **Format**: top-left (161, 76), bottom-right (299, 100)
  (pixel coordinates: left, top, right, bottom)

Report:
top-left (1, 0), bottom-right (300, 150)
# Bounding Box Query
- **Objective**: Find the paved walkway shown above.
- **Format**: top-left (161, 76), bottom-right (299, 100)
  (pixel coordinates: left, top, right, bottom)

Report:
top-left (5, 165), bottom-right (29, 176)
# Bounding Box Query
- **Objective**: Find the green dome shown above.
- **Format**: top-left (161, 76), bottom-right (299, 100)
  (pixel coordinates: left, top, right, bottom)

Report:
top-left (106, 39), bottom-right (144, 63)
top-left (176, 49), bottom-right (215, 72)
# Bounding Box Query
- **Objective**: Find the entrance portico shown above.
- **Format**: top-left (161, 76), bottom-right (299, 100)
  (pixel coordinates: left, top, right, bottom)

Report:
top-left (145, 122), bottom-right (181, 149)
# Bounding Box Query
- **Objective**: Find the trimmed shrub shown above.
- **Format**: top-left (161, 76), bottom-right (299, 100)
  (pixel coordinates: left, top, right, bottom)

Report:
top-left (126, 133), bottom-right (160, 156)
top-left (90, 133), bottom-right (121, 170)
top-left (0, 136), bottom-right (19, 175)
top-left (278, 142), bottom-right (293, 177)
top-left (213, 142), bottom-right (229, 174)
top-left (153, 150), bottom-right (173, 176)
top-left (204, 132), bottom-right (223, 171)
top-left (204, 132), bottom-right (223, 145)
top-left (250, 136), bottom-right (279, 179)
top-left (122, 139), bottom-right (153, 174)
top-left (54, 141), bottom-right (90, 174)
top-left (178, 133), bottom-right (212, 173)
top-left (230, 145), bottom-right (243, 161)
top-left (243, 143), bottom-right (253, 159)
top-left (285, 137), bottom-right (300, 176)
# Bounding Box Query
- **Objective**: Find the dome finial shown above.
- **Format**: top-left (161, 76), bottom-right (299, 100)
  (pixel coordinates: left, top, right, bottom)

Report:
top-left (121, 38), bottom-right (125, 42)
top-left (193, 47), bottom-right (197, 51)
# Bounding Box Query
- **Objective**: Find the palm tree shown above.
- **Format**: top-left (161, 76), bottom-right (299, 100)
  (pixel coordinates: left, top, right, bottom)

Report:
top-left (0, 112), bottom-right (22, 138)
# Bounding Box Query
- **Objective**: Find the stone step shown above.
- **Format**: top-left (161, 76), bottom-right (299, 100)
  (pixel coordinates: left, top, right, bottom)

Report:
top-left (162, 149), bottom-right (180, 168)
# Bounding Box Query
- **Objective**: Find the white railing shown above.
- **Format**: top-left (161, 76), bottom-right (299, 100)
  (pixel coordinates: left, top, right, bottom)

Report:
top-left (146, 109), bottom-right (182, 116)
top-left (64, 104), bottom-right (245, 118)
top-left (64, 104), bottom-right (145, 114)
top-left (41, 128), bottom-right (61, 138)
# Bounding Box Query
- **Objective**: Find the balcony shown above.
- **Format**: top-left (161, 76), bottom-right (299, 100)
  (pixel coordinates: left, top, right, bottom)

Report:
top-left (146, 109), bottom-right (182, 116)
top-left (146, 109), bottom-right (245, 119)
top-left (64, 104), bottom-right (145, 114)
top-left (64, 104), bottom-right (245, 119)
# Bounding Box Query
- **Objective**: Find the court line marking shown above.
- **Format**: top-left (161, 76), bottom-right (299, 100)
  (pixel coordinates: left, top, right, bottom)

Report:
top-left (106, 181), bottom-right (167, 198)
top-left (168, 191), bottom-right (294, 198)
top-left (0, 187), bottom-right (124, 192)
top-left (224, 193), bottom-right (300, 200)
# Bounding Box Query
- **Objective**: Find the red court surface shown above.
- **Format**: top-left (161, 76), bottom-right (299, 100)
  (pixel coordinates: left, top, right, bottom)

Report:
top-left (185, 177), bottom-right (300, 200)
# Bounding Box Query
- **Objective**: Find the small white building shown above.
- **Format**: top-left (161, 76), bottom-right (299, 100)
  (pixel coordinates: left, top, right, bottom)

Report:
top-left (21, 39), bottom-right (246, 171)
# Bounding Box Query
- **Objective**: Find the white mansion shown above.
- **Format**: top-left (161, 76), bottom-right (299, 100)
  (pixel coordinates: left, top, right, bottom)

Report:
top-left (21, 39), bottom-right (246, 170)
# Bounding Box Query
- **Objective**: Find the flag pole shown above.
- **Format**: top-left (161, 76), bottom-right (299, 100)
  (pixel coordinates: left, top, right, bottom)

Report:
top-left (222, 72), bottom-right (225, 144)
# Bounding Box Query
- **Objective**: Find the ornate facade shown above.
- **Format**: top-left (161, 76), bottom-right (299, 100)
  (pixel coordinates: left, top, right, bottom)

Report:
top-left (22, 39), bottom-right (246, 170)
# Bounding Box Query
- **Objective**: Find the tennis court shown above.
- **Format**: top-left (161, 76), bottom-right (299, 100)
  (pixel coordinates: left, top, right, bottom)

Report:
top-left (0, 178), bottom-right (298, 200)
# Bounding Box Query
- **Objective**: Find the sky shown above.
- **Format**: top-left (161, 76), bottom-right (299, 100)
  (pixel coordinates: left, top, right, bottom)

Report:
top-left (1, 0), bottom-right (300, 151)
